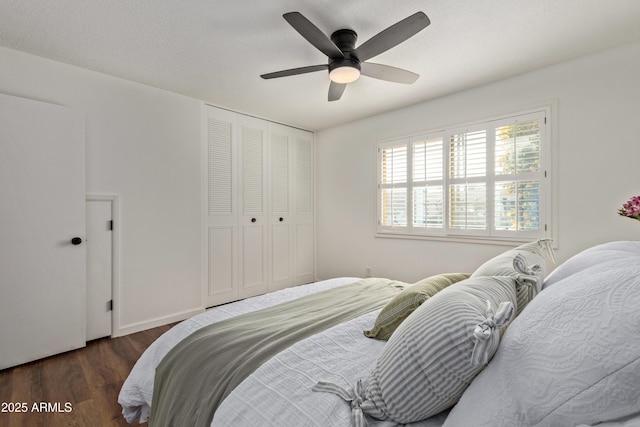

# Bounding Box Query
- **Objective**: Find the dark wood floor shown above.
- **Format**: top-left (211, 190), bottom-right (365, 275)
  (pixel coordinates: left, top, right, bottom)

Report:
top-left (0, 324), bottom-right (174, 427)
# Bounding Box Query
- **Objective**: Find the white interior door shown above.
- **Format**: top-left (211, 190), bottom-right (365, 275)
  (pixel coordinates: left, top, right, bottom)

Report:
top-left (86, 198), bottom-right (113, 341)
top-left (0, 93), bottom-right (86, 370)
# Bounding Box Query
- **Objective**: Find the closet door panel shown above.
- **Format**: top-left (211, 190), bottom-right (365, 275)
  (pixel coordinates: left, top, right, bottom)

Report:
top-left (240, 223), bottom-right (266, 297)
top-left (293, 130), bottom-right (315, 284)
top-left (295, 222), bottom-right (315, 281)
top-left (271, 224), bottom-right (291, 289)
top-left (269, 127), bottom-right (293, 290)
top-left (295, 134), bottom-right (314, 216)
top-left (204, 108), bottom-right (238, 307)
top-left (208, 226), bottom-right (234, 297)
top-left (239, 118), bottom-right (269, 298)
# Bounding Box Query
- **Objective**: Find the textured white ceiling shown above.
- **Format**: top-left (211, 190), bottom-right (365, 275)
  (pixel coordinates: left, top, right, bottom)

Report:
top-left (1, 0), bottom-right (639, 130)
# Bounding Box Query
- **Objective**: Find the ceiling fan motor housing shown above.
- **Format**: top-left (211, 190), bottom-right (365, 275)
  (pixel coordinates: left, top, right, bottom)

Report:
top-left (329, 29), bottom-right (361, 71)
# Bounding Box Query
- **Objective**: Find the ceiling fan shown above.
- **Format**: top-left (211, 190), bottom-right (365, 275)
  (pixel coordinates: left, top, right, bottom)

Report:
top-left (260, 11), bottom-right (430, 101)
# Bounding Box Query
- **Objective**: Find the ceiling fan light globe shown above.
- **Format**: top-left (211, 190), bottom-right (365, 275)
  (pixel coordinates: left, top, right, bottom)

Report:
top-left (329, 66), bottom-right (361, 84)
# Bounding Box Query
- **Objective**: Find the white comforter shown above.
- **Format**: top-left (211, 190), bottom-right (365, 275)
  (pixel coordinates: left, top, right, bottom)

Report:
top-left (118, 277), bottom-right (448, 426)
top-left (119, 273), bottom-right (640, 427)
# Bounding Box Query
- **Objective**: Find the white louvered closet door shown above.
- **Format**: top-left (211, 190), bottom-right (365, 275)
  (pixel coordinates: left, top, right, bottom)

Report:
top-left (239, 117), bottom-right (269, 298)
top-left (203, 105), bottom-right (314, 308)
top-left (293, 129), bottom-right (315, 285)
top-left (269, 125), bottom-right (293, 290)
top-left (268, 125), bottom-right (315, 290)
top-left (204, 107), bottom-right (239, 307)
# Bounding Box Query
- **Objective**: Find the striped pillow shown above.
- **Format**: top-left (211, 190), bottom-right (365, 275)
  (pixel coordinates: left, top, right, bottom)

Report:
top-left (471, 239), bottom-right (554, 315)
top-left (364, 273), bottom-right (471, 340)
top-left (313, 276), bottom-right (517, 425)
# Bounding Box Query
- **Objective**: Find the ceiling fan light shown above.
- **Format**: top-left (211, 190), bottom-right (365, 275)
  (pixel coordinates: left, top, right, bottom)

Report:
top-left (329, 66), bottom-right (361, 84)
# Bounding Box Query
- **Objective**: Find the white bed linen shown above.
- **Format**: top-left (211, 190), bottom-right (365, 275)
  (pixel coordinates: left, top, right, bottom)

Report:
top-left (118, 277), bottom-right (448, 426)
top-left (213, 308), bottom-right (448, 427)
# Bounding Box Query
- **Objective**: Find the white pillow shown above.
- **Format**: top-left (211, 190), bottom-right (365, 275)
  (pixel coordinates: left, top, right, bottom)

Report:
top-left (543, 240), bottom-right (640, 289)
top-left (444, 241), bottom-right (640, 427)
top-left (313, 276), bottom-right (517, 425)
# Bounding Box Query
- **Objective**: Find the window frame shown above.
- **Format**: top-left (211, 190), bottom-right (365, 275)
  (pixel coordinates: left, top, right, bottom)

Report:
top-left (376, 106), bottom-right (554, 244)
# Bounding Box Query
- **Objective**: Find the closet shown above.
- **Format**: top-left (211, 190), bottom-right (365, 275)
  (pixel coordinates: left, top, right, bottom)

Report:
top-left (203, 105), bottom-right (314, 307)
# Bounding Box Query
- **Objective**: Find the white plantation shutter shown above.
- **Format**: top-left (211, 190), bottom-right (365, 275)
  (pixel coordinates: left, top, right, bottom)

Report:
top-left (492, 114), bottom-right (545, 236)
top-left (449, 183), bottom-right (487, 231)
top-left (448, 128), bottom-right (487, 232)
top-left (494, 180), bottom-right (541, 231)
top-left (379, 142), bottom-right (408, 228)
top-left (377, 108), bottom-right (550, 241)
top-left (412, 136), bottom-right (444, 230)
top-left (378, 135), bottom-right (445, 233)
top-left (494, 120), bottom-right (540, 175)
top-left (449, 130), bottom-right (487, 179)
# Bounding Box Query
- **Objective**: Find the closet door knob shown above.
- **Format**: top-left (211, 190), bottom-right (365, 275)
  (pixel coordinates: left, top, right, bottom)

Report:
top-left (279, 217), bottom-right (284, 222)
top-left (71, 237), bottom-right (82, 245)
top-left (251, 218), bottom-right (256, 223)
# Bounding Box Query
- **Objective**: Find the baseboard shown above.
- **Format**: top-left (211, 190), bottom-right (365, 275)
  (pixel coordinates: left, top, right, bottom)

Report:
top-left (112, 307), bottom-right (204, 338)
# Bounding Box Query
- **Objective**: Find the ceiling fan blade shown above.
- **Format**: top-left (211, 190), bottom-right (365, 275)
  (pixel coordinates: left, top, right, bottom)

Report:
top-left (260, 64), bottom-right (328, 79)
top-left (328, 81), bottom-right (347, 101)
top-left (283, 12), bottom-right (344, 59)
top-left (354, 12), bottom-right (430, 62)
top-left (360, 62), bottom-right (419, 84)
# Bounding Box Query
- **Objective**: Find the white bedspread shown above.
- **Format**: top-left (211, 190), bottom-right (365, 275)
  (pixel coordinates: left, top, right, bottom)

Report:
top-left (119, 272), bottom-right (640, 427)
top-left (118, 277), bottom-right (448, 426)
top-left (213, 305), bottom-right (447, 427)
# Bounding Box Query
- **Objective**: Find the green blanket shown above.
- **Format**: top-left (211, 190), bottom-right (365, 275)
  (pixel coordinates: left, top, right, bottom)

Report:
top-left (149, 278), bottom-right (405, 427)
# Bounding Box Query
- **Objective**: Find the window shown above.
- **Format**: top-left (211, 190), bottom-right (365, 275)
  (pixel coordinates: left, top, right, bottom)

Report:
top-left (377, 109), bottom-right (550, 242)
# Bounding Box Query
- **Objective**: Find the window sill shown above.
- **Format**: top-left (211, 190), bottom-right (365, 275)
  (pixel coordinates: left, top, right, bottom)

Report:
top-left (375, 231), bottom-right (551, 247)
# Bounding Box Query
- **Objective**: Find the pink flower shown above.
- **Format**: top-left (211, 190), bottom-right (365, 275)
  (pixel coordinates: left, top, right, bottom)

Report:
top-left (619, 195), bottom-right (640, 220)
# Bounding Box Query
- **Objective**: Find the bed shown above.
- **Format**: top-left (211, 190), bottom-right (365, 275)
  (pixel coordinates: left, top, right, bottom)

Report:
top-left (119, 240), bottom-right (640, 427)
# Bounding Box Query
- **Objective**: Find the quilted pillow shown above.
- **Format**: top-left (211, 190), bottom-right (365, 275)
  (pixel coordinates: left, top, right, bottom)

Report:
top-left (364, 273), bottom-right (470, 340)
top-left (471, 239), bottom-right (554, 315)
top-left (313, 276), bottom-right (517, 425)
top-left (444, 241), bottom-right (640, 427)
top-left (543, 241), bottom-right (639, 289)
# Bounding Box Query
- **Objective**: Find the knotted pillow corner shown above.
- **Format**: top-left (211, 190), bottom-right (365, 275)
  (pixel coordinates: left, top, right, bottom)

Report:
top-left (471, 300), bottom-right (515, 367)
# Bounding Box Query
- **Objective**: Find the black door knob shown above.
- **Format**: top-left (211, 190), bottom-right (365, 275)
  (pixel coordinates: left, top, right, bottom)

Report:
top-left (251, 218), bottom-right (256, 223)
top-left (279, 217), bottom-right (284, 222)
top-left (71, 237), bottom-right (82, 245)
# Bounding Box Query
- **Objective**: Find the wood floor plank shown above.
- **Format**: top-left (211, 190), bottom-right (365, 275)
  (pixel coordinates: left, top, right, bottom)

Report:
top-left (0, 324), bottom-right (174, 427)
top-left (41, 350), bottom-right (92, 408)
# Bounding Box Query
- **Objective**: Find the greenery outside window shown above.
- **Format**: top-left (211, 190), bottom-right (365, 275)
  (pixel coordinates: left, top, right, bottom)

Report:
top-left (377, 108), bottom-right (551, 242)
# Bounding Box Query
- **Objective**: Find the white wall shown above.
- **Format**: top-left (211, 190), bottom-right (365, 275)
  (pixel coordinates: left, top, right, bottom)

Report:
top-left (0, 47), bottom-right (202, 336)
top-left (3, 38), bottom-right (639, 335)
top-left (316, 41), bottom-right (640, 282)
